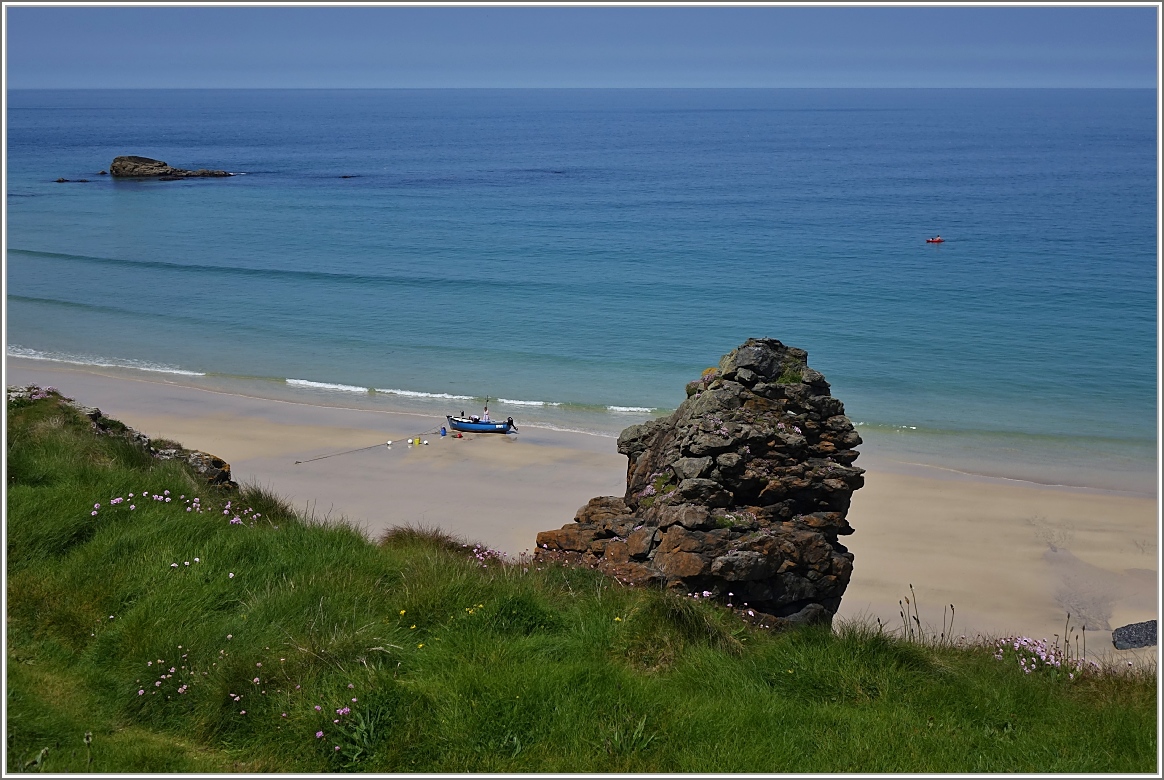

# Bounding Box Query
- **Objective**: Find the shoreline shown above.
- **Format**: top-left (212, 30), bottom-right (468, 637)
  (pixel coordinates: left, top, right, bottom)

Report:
top-left (851, 451), bottom-right (1156, 501)
top-left (5, 358), bottom-right (1158, 649)
top-left (6, 354), bottom-right (1155, 497)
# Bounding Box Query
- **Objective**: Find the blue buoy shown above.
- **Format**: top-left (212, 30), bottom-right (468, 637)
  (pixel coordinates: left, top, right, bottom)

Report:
top-left (440, 427), bottom-right (447, 437)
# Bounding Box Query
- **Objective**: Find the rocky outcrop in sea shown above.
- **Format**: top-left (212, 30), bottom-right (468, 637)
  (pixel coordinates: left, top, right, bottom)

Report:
top-left (109, 155), bottom-right (232, 179)
top-left (534, 338), bottom-right (864, 628)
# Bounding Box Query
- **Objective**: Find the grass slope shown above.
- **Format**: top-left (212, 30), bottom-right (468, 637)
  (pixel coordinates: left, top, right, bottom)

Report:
top-left (5, 391), bottom-right (1157, 773)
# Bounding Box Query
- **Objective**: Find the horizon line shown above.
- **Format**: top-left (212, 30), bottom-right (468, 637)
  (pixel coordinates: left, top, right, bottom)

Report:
top-left (7, 85), bottom-right (1157, 90)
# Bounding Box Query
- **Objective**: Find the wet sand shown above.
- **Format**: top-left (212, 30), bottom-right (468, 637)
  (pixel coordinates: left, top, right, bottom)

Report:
top-left (6, 358), bottom-right (1158, 656)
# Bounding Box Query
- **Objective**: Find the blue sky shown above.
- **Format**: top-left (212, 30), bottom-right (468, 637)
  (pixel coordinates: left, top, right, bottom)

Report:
top-left (5, 5), bottom-right (1158, 89)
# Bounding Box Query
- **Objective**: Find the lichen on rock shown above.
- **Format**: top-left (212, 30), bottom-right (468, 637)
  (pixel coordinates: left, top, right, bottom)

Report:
top-left (535, 338), bottom-right (864, 629)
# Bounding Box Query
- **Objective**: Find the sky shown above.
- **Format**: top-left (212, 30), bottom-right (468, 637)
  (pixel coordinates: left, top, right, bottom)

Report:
top-left (4, 5), bottom-right (1159, 89)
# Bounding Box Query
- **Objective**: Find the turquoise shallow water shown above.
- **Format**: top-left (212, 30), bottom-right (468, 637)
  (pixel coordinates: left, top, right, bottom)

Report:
top-left (5, 89), bottom-right (1157, 492)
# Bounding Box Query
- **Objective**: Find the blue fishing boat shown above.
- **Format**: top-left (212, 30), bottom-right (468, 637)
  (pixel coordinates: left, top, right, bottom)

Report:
top-left (446, 414), bottom-right (518, 434)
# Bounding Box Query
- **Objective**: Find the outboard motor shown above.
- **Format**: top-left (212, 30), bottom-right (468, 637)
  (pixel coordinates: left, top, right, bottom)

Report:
top-left (507, 416), bottom-right (518, 431)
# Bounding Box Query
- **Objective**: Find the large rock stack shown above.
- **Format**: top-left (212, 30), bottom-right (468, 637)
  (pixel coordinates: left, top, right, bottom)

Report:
top-left (534, 338), bottom-right (864, 627)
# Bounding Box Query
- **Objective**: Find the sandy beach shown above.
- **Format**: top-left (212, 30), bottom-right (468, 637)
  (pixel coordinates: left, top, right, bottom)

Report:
top-left (6, 358), bottom-right (1158, 656)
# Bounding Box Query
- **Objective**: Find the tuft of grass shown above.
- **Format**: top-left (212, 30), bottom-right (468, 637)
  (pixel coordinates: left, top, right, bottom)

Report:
top-left (378, 523), bottom-right (469, 554)
top-left (776, 359), bottom-right (804, 384)
top-left (5, 390), bottom-right (1158, 773)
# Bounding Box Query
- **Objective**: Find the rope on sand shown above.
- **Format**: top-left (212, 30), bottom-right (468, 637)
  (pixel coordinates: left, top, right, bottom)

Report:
top-left (294, 427), bottom-right (442, 465)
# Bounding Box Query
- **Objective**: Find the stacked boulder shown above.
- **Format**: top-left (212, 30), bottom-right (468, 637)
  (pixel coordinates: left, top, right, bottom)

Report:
top-left (534, 338), bottom-right (864, 627)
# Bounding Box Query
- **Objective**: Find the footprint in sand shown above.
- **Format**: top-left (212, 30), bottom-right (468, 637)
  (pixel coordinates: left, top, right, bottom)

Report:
top-left (1042, 547), bottom-right (1156, 632)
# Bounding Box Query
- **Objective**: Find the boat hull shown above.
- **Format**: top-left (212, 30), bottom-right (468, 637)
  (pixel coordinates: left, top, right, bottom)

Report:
top-left (446, 415), bottom-right (515, 434)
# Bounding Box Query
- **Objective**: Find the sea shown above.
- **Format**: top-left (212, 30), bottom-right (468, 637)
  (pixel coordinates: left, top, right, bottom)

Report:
top-left (5, 89), bottom-right (1158, 494)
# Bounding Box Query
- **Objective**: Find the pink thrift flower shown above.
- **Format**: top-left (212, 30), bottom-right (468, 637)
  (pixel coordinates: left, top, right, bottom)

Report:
top-left (316, 731), bottom-right (324, 738)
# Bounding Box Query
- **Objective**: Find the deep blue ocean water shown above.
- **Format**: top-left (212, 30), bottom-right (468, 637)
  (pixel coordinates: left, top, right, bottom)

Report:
top-left (6, 89), bottom-right (1157, 491)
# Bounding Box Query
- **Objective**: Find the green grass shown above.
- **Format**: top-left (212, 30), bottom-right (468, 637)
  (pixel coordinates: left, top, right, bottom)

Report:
top-left (776, 359), bottom-right (804, 385)
top-left (6, 391), bottom-right (1157, 772)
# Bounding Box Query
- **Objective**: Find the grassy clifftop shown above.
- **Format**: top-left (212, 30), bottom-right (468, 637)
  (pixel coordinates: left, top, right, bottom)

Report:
top-left (5, 388), bottom-right (1156, 773)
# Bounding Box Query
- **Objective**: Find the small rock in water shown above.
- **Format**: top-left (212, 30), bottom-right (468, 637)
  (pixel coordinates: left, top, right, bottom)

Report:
top-left (110, 155), bottom-right (232, 178)
top-left (1112, 619), bottom-right (1157, 650)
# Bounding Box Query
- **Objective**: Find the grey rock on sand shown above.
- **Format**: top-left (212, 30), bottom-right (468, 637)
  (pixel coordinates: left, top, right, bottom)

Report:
top-left (535, 338), bottom-right (864, 629)
top-left (109, 155), bottom-right (232, 178)
top-left (1112, 620), bottom-right (1157, 650)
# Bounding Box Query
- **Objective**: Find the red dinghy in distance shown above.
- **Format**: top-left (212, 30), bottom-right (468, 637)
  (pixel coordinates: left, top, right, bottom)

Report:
top-left (926, 236), bottom-right (945, 243)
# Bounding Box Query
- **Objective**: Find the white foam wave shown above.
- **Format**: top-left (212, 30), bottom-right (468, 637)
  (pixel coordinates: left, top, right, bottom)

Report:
top-left (286, 379), bottom-right (369, 393)
top-left (607, 405), bottom-right (654, 413)
top-left (374, 388), bottom-right (474, 400)
top-left (530, 422), bottom-right (619, 438)
top-left (7, 345), bottom-right (206, 376)
top-left (498, 398), bottom-right (562, 407)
